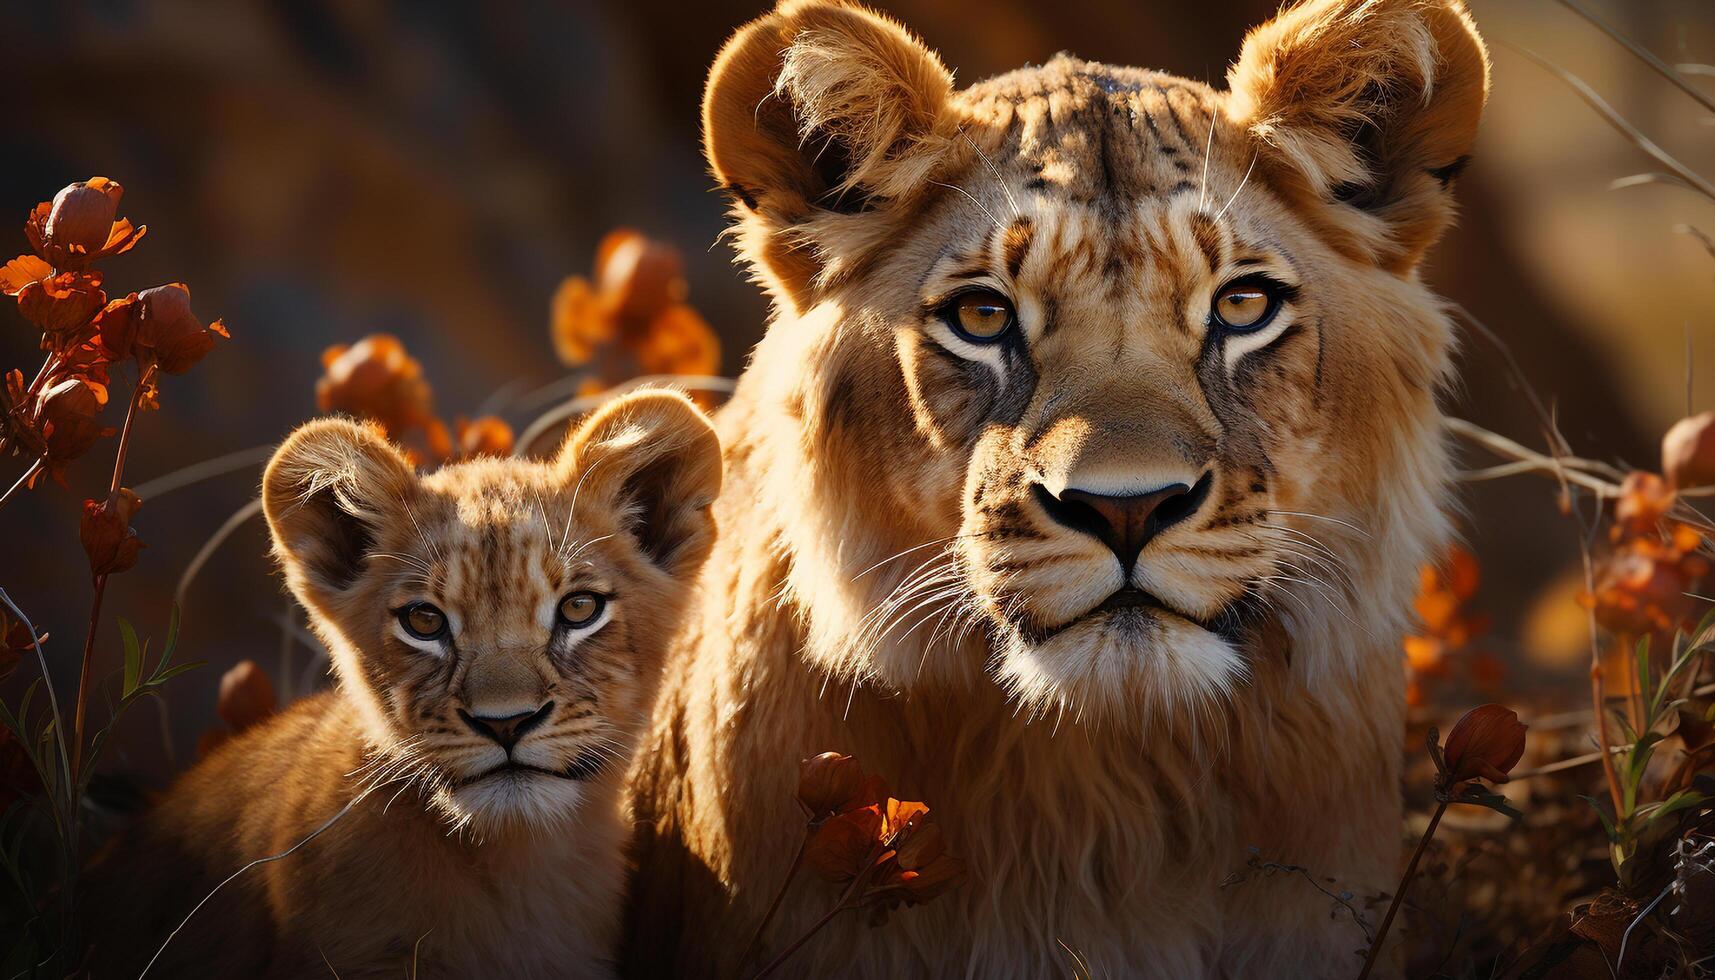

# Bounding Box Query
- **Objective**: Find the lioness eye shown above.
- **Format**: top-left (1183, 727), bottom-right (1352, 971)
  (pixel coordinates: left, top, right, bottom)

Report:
top-left (1211, 280), bottom-right (1280, 332)
top-left (941, 290), bottom-right (1015, 343)
top-left (398, 602), bottom-right (449, 641)
top-left (557, 591), bottom-right (607, 629)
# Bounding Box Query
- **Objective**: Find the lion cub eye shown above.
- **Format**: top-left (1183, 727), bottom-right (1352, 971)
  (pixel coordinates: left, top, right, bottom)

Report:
top-left (557, 591), bottom-right (607, 630)
top-left (940, 290), bottom-right (1016, 344)
top-left (398, 602), bottom-right (449, 641)
top-left (1211, 279), bottom-right (1282, 332)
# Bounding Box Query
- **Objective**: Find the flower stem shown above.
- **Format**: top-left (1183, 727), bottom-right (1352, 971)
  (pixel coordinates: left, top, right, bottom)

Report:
top-left (1591, 663), bottom-right (1626, 818)
top-left (0, 458), bottom-right (43, 513)
top-left (750, 854), bottom-right (880, 980)
top-left (738, 833), bottom-right (809, 969)
top-left (1357, 800), bottom-right (1448, 980)
top-left (68, 363), bottom-right (153, 790)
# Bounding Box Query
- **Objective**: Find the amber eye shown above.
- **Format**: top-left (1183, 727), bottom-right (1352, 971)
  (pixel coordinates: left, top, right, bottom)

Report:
top-left (397, 602), bottom-right (449, 641)
top-left (1211, 279), bottom-right (1281, 332)
top-left (557, 591), bottom-right (607, 630)
top-left (940, 290), bottom-right (1016, 344)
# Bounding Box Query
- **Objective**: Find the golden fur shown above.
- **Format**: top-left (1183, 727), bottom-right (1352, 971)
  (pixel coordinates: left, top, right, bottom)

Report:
top-left (86, 390), bottom-right (721, 979)
top-left (628, 1), bottom-right (1487, 977)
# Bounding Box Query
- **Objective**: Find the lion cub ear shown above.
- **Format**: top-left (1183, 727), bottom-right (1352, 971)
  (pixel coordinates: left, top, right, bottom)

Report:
top-left (704, 0), bottom-right (958, 309)
top-left (1227, 0), bottom-right (1490, 271)
top-left (556, 390), bottom-right (723, 577)
top-left (262, 418), bottom-right (418, 616)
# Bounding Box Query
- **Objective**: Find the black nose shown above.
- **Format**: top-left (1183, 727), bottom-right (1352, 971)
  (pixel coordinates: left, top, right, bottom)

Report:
top-left (457, 701), bottom-right (554, 751)
top-left (1032, 474), bottom-right (1212, 567)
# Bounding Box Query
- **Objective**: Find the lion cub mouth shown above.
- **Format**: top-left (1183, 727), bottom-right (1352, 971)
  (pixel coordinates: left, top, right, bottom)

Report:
top-left (458, 750), bottom-right (607, 787)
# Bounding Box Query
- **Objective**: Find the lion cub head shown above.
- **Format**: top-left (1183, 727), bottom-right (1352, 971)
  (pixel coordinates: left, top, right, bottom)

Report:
top-left (707, 0), bottom-right (1486, 723)
top-left (262, 390), bottom-right (721, 832)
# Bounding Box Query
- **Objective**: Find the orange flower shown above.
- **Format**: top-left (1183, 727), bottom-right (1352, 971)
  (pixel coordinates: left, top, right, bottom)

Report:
top-left (597, 228), bottom-right (687, 325)
top-left (24, 178), bottom-right (146, 270)
top-left (631, 305), bottom-right (721, 378)
top-left (805, 803), bottom-right (886, 883)
top-left (1403, 545), bottom-right (1493, 702)
top-left (217, 660), bottom-right (277, 733)
top-left (1440, 703), bottom-right (1527, 786)
top-left (1586, 476), bottom-right (1708, 637)
top-left (455, 416), bottom-right (514, 458)
top-left (16, 272), bottom-right (105, 344)
top-left (132, 284), bottom-right (228, 374)
top-left (1662, 412), bottom-right (1715, 490)
top-left (316, 334), bottom-right (436, 436)
top-left (79, 488), bottom-right (145, 577)
top-left (36, 377), bottom-right (111, 465)
top-left (1613, 471), bottom-right (1675, 539)
top-left (0, 254), bottom-right (53, 295)
top-left (549, 275), bottom-right (615, 366)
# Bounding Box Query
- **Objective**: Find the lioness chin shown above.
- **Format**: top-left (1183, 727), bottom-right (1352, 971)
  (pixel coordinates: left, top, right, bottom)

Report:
top-left (628, 1), bottom-right (1486, 976)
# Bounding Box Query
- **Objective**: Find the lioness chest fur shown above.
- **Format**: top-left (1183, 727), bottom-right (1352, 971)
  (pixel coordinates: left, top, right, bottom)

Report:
top-left (627, 1), bottom-right (1487, 977)
top-left (86, 391), bottom-right (721, 979)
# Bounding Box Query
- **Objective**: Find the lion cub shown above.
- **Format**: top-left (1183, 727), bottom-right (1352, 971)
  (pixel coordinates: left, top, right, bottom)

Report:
top-left (87, 390), bottom-right (721, 979)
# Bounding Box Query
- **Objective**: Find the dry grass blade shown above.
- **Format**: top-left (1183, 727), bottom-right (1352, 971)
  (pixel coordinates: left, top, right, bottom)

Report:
top-left (1556, 0), bottom-right (1715, 115)
top-left (1512, 45), bottom-right (1715, 203)
top-left (176, 497), bottom-right (264, 608)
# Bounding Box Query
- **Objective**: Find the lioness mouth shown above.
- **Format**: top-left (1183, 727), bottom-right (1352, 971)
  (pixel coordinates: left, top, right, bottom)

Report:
top-left (462, 750), bottom-right (606, 786)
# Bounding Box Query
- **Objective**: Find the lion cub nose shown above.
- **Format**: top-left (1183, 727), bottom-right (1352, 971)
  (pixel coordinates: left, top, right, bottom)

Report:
top-left (458, 702), bottom-right (554, 751)
top-left (1033, 477), bottom-right (1211, 567)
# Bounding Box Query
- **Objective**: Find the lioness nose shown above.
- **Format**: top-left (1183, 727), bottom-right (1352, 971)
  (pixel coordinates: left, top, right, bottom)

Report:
top-left (1033, 476), bottom-right (1210, 567)
top-left (458, 701), bottom-right (554, 751)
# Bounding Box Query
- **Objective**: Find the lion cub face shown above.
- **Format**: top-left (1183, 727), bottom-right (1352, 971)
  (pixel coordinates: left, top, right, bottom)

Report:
top-left (702, 0), bottom-right (1485, 723)
top-left (262, 391), bottom-right (721, 832)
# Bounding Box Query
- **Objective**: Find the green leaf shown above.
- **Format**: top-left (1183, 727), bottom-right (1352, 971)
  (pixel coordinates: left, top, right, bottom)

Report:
top-left (146, 661), bottom-right (203, 687)
top-left (119, 618), bottom-right (141, 698)
top-left (1639, 789), bottom-right (1707, 828)
top-left (1581, 794), bottom-right (1619, 842)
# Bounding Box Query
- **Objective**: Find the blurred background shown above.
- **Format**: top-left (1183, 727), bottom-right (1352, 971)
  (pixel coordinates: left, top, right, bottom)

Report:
top-left (2, 0), bottom-right (1713, 783)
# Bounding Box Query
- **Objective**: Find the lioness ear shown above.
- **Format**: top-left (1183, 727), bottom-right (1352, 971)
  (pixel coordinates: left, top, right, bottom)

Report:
top-left (704, 0), bottom-right (958, 308)
top-left (557, 390), bottom-right (723, 577)
top-left (1227, 0), bottom-right (1489, 271)
top-left (262, 418), bottom-right (417, 615)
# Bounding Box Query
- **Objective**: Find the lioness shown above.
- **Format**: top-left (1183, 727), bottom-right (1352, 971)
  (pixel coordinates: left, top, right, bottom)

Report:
top-left (629, 0), bottom-right (1486, 976)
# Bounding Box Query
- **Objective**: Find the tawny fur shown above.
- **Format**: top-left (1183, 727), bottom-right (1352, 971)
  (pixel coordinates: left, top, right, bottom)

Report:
top-left (85, 390), bottom-right (721, 979)
top-left (628, 1), bottom-right (1488, 977)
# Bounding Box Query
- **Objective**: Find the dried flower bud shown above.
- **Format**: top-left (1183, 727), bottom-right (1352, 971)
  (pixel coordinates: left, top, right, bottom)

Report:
top-left (37, 377), bottom-right (109, 462)
top-left (1663, 412), bottom-right (1715, 490)
top-left (217, 660), bottom-right (277, 733)
top-left (1614, 471), bottom-right (1675, 538)
top-left (797, 752), bottom-right (887, 822)
top-left (1440, 703), bottom-right (1527, 786)
top-left (596, 229), bottom-right (686, 325)
top-left (79, 488), bottom-right (145, 577)
top-left (134, 283), bottom-right (228, 374)
top-left (45, 180), bottom-right (123, 255)
top-left (317, 334), bottom-right (436, 436)
top-left (455, 416), bottom-right (513, 459)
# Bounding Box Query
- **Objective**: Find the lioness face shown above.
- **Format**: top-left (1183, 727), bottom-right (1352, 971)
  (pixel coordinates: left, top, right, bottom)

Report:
top-left (708, 0), bottom-right (1485, 723)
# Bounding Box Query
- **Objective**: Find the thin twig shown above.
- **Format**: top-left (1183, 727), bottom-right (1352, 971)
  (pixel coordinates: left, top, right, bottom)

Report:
top-left (1512, 46), bottom-right (1715, 203)
top-left (1555, 0), bottom-right (1715, 115)
top-left (1358, 801), bottom-right (1448, 980)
